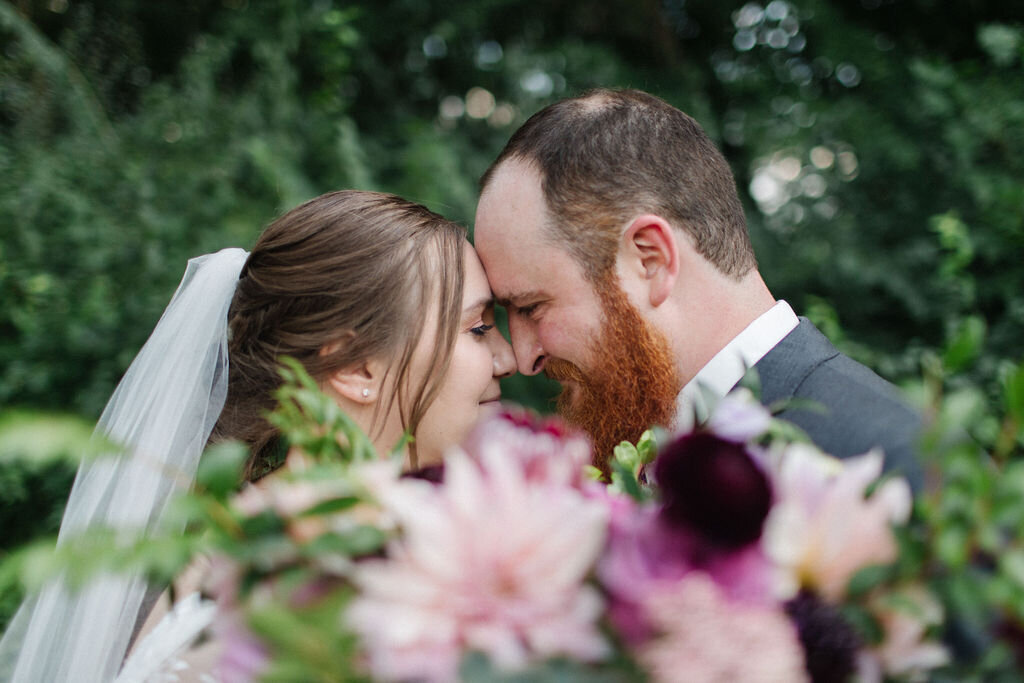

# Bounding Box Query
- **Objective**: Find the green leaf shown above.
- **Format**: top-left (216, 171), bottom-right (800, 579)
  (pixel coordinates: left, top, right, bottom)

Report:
top-left (612, 441), bottom-right (639, 471)
top-left (978, 24), bottom-right (1022, 66)
top-left (269, 356), bottom-right (378, 464)
top-left (389, 431), bottom-right (413, 457)
top-left (846, 564), bottom-right (894, 598)
top-left (195, 441), bottom-right (250, 498)
top-left (299, 495), bottom-right (362, 517)
top-left (608, 458), bottom-right (644, 502)
top-left (838, 603), bottom-right (884, 646)
top-left (248, 585), bottom-right (362, 682)
top-left (302, 526), bottom-right (387, 558)
top-left (239, 510), bottom-right (287, 538)
top-left (999, 549), bottom-right (1024, 590)
top-left (942, 316), bottom-right (986, 373)
top-left (635, 429), bottom-right (658, 464)
top-left (1003, 362), bottom-right (1024, 423)
top-left (459, 652), bottom-right (636, 682)
top-left (736, 364), bottom-right (763, 399)
top-left (0, 411), bottom-right (119, 465)
top-left (936, 524), bottom-right (972, 569)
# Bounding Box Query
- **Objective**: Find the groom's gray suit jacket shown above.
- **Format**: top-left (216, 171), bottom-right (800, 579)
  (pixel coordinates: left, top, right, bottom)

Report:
top-left (751, 318), bottom-right (923, 489)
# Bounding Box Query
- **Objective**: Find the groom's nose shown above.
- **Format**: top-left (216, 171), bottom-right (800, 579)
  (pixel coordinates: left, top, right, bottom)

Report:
top-left (507, 315), bottom-right (546, 376)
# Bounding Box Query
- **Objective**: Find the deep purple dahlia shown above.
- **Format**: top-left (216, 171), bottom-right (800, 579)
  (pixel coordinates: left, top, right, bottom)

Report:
top-left (653, 431), bottom-right (772, 549)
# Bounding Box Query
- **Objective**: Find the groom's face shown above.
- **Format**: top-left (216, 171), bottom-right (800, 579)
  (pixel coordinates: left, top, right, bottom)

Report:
top-left (474, 160), bottom-right (606, 379)
top-left (475, 160), bottom-right (681, 469)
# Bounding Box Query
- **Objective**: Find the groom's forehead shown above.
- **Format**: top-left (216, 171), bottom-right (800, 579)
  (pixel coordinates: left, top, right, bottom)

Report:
top-left (482, 232), bottom-right (587, 307)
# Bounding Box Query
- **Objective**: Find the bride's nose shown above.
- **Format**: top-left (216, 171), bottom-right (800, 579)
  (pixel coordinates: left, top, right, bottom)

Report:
top-left (490, 333), bottom-right (516, 379)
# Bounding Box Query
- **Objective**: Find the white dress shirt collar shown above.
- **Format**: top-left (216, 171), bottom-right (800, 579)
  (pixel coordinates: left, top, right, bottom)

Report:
top-left (675, 300), bottom-right (799, 426)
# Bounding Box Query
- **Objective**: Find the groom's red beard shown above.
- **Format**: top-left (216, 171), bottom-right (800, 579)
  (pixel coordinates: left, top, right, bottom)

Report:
top-left (545, 278), bottom-right (681, 475)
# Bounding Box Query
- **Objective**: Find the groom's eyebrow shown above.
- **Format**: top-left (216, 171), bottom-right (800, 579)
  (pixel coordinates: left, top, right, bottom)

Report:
top-left (497, 290), bottom-right (543, 309)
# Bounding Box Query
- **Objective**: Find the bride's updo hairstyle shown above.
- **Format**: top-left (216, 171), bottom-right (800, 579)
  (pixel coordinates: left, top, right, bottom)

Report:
top-left (211, 190), bottom-right (466, 479)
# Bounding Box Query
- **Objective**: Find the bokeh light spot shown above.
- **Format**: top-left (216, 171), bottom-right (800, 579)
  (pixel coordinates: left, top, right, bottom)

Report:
top-left (520, 71), bottom-right (554, 96)
top-left (734, 3), bottom-right (765, 29)
top-left (476, 41), bottom-right (503, 68)
top-left (465, 87), bottom-right (496, 119)
top-left (163, 122), bottom-right (182, 143)
top-left (837, 151), bottom-right (859, 178)
top-left (836, 63), bottom-right (862, 87)
top-left (422, 35), bottom-right (447, 59)
top-left (810, 146), bottom-right (835, 169)
top-left (439, 95), bottom-right (464, 120)
top-left (734, 30), bottom-right (757, 51)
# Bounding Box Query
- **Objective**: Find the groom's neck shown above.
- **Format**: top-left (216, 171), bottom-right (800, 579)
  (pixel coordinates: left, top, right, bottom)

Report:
top-left (666, 266), bottom-right (777, 387)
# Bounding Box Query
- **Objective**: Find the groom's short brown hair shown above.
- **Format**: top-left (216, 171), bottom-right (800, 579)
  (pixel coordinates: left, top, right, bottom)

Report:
top-left (480, 89), bottom-right (756, 282)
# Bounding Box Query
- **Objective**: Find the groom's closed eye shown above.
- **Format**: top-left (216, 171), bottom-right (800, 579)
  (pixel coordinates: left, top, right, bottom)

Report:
top-left (515, 303), bottom-right (540, 318)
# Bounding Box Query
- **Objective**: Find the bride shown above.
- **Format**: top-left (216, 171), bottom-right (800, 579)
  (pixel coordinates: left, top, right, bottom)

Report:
top-left (0, 190), bottom-right (515, 682)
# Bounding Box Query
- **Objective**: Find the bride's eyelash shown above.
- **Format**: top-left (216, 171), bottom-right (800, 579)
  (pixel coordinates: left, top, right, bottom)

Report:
top-left (470, 323), bottom-right (494, 337)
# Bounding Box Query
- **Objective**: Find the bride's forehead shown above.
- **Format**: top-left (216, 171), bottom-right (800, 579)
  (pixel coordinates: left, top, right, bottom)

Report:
top-left (462, 247), bottom-right (492, 299)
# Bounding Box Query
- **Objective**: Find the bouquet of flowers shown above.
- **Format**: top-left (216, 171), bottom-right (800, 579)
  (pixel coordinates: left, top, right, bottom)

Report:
top-left (7, 352), bottom-right (1024, 682)
top-left (154, 361), bottom-right (952, 683)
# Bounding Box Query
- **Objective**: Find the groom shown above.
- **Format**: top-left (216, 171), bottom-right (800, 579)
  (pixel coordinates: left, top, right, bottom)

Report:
top-left (474, 88), bottom-right (922, 487)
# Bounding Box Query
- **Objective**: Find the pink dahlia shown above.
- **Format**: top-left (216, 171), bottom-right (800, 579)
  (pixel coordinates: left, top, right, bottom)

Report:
top-left (345, 447), bottom-right (610, 681)
top-left (762, 445), bottom-right (912, 601)
top-left (639, 572), bottom-right (808, 683)
top-left (459, 407), bottom-right (592, 489)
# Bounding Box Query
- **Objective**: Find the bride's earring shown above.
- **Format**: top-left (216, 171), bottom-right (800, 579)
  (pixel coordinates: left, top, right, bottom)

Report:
top-left (362, 388), bottom-right (371, 398)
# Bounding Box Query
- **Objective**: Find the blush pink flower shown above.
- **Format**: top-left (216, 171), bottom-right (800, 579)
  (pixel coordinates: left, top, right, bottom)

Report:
top-left (858, 586), bottom-right (949, 682)
top-left (638, 572), bottom-right (808, 683)
top-left (762, 445), bottom-right (912, 602)
top-left (460, 407), bottom-right (592, 489)
top-left (345, 447), bottom-right (610, 682)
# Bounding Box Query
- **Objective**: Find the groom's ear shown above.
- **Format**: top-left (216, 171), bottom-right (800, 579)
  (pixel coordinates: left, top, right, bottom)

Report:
top-left (622, 214), bottom-right (679, 308)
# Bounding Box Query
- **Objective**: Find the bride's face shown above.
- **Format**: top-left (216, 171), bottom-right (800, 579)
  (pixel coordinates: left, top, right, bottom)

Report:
top-left (372, 240), bottom-right (507, 471)
top-left (358, 242), bottom-right (513, 468)
top-left (322, 240), bottom-right (513, 471)
top-left (409, 242), bottom-right (515, 468)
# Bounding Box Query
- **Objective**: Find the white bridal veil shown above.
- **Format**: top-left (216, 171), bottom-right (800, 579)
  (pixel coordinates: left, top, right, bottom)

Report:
top-left (0, 248), bottom-right (249, 683)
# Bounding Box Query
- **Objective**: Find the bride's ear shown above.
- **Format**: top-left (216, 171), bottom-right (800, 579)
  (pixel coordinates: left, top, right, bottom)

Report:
top-left (319, 338), bottom-right (386, 404)
top-left (324, 358), bottom-right (387, 404)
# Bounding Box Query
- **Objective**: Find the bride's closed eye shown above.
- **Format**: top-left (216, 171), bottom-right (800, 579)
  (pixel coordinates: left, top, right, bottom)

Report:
top-left (470, 323), bottom-right (494, 337)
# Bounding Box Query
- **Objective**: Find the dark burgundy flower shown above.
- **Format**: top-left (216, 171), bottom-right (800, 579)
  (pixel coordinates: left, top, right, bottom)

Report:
top-left (653, 431), bottom-right (772, 549)
top-left (401, 463), bottom-right (445, 484)
top-left (785, 591), bottom-right (861, 683)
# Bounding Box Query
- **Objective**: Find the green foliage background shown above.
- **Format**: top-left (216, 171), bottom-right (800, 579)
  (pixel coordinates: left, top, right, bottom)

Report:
top-left (1, 0), bottom-right (1022, 631)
